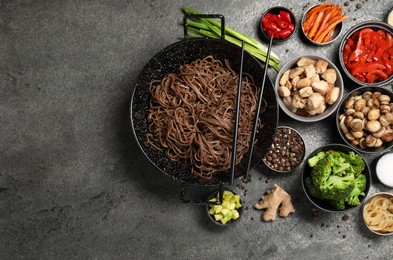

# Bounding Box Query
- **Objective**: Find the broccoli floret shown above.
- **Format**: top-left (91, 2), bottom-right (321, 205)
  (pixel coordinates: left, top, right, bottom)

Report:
top-left (345, 174), bottom-right (367, 206)
top-left (319, 174), bottom-right (356, 201)
top-left (324, 150), bottom-right (365, 176)
top-left (328, 199), bottom-right (346, 210)
top-left (354, 174), bottom-right (367, 191)
top-left (345, 151), bottom-right (365, 177)
top-left (345, 186), bottom-right (363, 206)
top-left (305, 177), bottom-right (324, 200)
top-left (311, 157), bottom-right (332, 187)
top-left (306, 176), bottom-right (350, 210)
top-left (308, 151), bottom-right (326, 167)
top-left (325, 151), bottom-right (351, 176)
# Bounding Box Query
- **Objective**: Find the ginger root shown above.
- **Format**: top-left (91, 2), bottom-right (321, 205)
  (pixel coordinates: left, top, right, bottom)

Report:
top-left (254, 184), bottom-right (295, 222)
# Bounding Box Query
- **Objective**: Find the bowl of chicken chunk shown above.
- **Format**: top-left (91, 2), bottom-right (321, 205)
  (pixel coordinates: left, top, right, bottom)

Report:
top-left (275, 55), bottom-right (344, 122)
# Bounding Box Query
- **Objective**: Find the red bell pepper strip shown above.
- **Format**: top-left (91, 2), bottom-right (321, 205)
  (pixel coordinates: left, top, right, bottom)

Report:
top-left (278, 21), bottom-right (288, 29)
top-left (382, 54), bottom-right (393, 75)
top-left (279, 29), bottom-right (292, 39)
top-left (279, 11), bottom-right (292, 23)
top-left (351, 62), bottom-right (386, 75)
top-left (287, 23), bottom-right (294, 32)
top-left (267, 22), bottom-right (281, 32)
top-left (366, 69), bottom-right (388, 83)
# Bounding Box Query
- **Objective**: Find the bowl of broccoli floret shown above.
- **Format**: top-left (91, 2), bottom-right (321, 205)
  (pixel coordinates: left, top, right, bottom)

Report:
top-left (301, 144), bottom-right (371, 212)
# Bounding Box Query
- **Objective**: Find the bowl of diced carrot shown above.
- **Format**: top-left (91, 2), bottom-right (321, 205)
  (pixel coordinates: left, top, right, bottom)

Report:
top-left (301, 2), bottom-right (349, 46)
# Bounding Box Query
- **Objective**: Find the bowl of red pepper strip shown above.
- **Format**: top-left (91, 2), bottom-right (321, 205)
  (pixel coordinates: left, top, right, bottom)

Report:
top-left (260, 6), bottom-right (296, 42)
top-left (339, 21), bottom-right (393, 86)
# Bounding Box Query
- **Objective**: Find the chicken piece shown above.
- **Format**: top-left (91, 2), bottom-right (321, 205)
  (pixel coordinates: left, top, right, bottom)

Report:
top-left (278, 86), bottom-right (291, 97)
top-left (315, 59), bottom-right (329, 74)
top-left (311, 80), bottom-right (329, 95)
top-left (280, 69), bottom-right (291, 86)
top-left (299, 86), bottom-right (313, 98)
top-left (292, 93), bottom-right (306, 109)
top-left (296, 78), bottom-right (312, 89)
top-left (283, 96), bottom-right (297, 113)
top-left (304, 64), bottom-right (316, 78)
top-left (321, 69), bottom-right (337, 84)
top-left (289, 67), bottom-right (304, 79)
top-left (297, 57), bottom-right (316, 67)
top-left (291, 76), bottom-right (301, 90)
top-left (307, 103), bottom-right (327, 115)
top-left (285, 80), bottom-right (292, 90)
top-left (310, 74), bottom-right (320, 82)
top-left (326, 87), bottom-right (340, 105)
top-left (306, 93), bottom-right (325, 110)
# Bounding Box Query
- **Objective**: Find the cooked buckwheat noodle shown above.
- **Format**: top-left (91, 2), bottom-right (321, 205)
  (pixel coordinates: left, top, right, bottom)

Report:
top-left (146, 55), bottom-right (265, 180)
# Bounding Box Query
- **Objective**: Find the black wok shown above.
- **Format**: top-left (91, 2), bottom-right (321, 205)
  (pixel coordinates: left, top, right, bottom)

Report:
top-left (130, 18), bottom-right (278, 186)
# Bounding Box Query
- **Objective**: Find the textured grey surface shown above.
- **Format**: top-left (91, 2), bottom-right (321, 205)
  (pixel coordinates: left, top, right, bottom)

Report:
top-left (1, 0), bottom-right (393, 259)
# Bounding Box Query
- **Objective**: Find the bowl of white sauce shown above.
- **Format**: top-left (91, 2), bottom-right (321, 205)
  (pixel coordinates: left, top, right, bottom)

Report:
top-left (387, 7), bottom-right (393, 27)
top-left (376, 152), bottom-right (393, 188)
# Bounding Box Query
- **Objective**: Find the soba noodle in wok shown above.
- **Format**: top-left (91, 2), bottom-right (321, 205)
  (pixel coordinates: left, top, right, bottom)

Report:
top-left (146, 56), bottom-right (265, 180)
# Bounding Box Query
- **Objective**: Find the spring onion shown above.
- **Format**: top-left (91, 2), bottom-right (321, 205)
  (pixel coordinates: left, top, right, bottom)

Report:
top-left (182, 7), bottom-right (281, 71)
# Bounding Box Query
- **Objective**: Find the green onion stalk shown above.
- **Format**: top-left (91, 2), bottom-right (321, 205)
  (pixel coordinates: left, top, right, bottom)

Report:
top-left (182, 7), bottom-right (281, 71)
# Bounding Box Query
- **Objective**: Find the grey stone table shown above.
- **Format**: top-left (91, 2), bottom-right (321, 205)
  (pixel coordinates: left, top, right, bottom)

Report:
top-left (1, 0), bottom-right (393, 259)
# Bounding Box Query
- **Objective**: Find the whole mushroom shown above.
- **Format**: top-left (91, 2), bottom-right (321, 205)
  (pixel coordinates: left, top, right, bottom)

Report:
top-left (365, 135), bottom-right (377, 147)
top-left (366, 120), bottom-right (382, 133)
top-left (350, 118), bottom-right (364, 132)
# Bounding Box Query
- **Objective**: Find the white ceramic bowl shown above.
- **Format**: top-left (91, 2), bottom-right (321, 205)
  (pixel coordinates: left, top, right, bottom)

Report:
top-left (376, 152), bottom-right (393, 188)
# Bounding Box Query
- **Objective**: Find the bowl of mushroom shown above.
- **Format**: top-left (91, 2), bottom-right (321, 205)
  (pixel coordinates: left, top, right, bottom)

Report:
top-left (336, 86), bottom-right (393, 153)
top-left (275, 55), bottom-right (343, 122)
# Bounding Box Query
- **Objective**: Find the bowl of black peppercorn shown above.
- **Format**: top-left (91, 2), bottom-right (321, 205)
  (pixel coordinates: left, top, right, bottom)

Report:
top-left (262, 126), bottom-right (306, 173)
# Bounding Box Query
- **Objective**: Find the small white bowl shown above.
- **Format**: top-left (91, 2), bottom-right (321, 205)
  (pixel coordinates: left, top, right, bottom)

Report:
top-left (376, 152), bottom-right (393, 188)
top-left (385, 7), bottom-right (393, 29)
top-left (275, 55), bottom-right (344, 122)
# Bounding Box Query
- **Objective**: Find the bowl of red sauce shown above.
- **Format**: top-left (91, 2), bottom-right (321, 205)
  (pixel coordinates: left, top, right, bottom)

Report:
top-left (339, 21), bottom-right (393, 86)
top-left (260, 6), bottom-right (296, 42)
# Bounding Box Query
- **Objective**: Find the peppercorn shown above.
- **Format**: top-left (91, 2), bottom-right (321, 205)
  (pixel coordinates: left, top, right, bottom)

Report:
top-left (262, 127), bottom-right (305, 172)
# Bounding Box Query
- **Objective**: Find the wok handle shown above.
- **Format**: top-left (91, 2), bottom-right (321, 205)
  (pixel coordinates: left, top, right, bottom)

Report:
top-left (180, 182), bottom-right (224, 205)
top-left (183, 14), bottom-right (225, 40)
